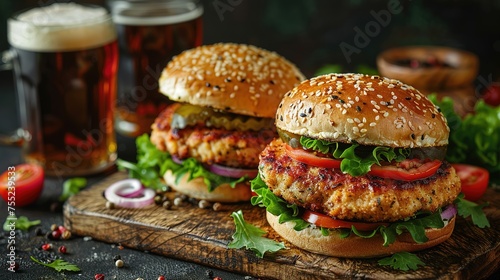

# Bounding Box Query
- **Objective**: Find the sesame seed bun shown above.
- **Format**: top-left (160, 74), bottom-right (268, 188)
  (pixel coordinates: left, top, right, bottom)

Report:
top-left (266, 211), bottom-right (456, 258)
top-left (275, 73), bottom-right (450, 148)
top-left (159, 43), bottom-right (305, 118)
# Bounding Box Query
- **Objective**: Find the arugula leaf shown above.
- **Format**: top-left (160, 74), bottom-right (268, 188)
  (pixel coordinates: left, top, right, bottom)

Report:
top-left (3, 215), bottom-right (41, 231)
top-left (454, 193), bottom-right (490, 228)
top-left (59, 177), bottom-right (87, 202)
top-left (228, 210), bottom-right (285, 258)
top-left (30, 256), bottom-right (80, 272)
top-left (378, 252), bottom-right (425, 271)
top-left (299, 136), bottom-right (409, 177)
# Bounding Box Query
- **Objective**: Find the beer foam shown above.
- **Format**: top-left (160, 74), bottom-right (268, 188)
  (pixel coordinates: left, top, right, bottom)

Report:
top-left (111, 1), bottom-right (203, 26)
top-left (8, 3), bottom-right (117, 51)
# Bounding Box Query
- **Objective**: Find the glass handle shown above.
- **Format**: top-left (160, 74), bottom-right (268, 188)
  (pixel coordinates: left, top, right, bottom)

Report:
top-left (0, 128), bottom-right (27, 146)
top-left (0, 49), bottom-right (15, 71)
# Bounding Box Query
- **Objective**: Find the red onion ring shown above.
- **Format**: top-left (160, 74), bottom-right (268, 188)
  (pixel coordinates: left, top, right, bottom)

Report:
top-left (171, 155), bottom-right (184, 165)
top-left (207, 163), bottom-right (258, 179)
top-left (441, 204), bottom-right (457, 221)
top-left (104, 179), bottom-right (155, 208)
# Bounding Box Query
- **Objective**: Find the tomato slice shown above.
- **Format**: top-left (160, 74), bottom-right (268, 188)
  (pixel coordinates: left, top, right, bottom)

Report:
top-left (285, 144), bottom-right (440, 181)
top-left (285, 145), bottom-right (341, 169)
top-left (0, 164), bottom-right (45, 207)
top-left (369, 159), bottom-right (442, 181)
top-left (452, 163), bottom-right (489, 201)
top-left (302, 210), bottom-right (389, 231)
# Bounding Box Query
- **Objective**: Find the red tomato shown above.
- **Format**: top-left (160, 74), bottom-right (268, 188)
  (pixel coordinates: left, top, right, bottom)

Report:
top-left (285, 144), bottom-right (440, 181)
top-left (302, 210), bottom-right (389, 231)
top-left (369, 159), bottom-right (442, 181)
top-left (482, 84), bottom-right (500, 107)
top-left (0, 164), bottom-right (44, 207)
top-left (452, 164), bottom-right (489, 201)
top-left (285, 145), bottom-right (341, 169)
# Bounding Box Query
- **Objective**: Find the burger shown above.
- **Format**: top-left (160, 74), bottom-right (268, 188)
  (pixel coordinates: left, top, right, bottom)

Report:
top-left (150, 43), bottom-right (305, 203)
top-left (252, 73), bottom-right (462, 257)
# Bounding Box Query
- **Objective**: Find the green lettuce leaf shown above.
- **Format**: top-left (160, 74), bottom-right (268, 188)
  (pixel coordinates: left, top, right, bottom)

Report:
top-left (429, 96), bottom-right (500, 184)
top-left (117, 134), bottom-right (246, 192)
top-left (228, 210), bottom-right (285, 258)
top-left (299, 136), bottom-right (409, 177)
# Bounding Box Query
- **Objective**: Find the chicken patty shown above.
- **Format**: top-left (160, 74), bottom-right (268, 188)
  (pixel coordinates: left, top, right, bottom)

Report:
top-left (259, 139), bottom-right (462, 222)
top-left (151, 103), bottom-right (276, 168)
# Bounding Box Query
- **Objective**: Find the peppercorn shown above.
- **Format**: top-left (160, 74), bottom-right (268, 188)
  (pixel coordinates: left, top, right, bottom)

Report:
top-left (157, 276), bottom-right (166, 280)
top-left (34, 227), bottom-right (43, 236)
top-left (51, 230), bottom-right (61, 240)
top-left (115, 259), bottom-right (124, 268)
top-left (58, 245), bottom-right (67, 254)
top-left (163, 200), bottom-right (172, 210)
top-left (41, 243), bottom-right (52, 251)
top-left (212, 202), bottom-right (224, 211)
top-left (173, 197), bottom-right (184, 206)
top-left (105, 201), bottom-right (115, 209)
top-left (61, 230), bottom-right (72, 240)
top-left (95, 274), bottom-right (105, 280)
top-left (198, 200), bottom-right (211, 209)
top-left (154, 195), bottom-right (164, 205)
top-left (50, 224), bottom-right (58, 231)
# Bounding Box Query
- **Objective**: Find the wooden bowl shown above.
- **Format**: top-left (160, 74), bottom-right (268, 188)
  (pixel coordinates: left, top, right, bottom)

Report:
top-left (376, 46), bottom-right (479, 91)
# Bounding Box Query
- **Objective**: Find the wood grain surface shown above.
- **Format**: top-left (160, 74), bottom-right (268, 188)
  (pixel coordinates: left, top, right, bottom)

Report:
top-left (64, 172), bottom-right (500, 279)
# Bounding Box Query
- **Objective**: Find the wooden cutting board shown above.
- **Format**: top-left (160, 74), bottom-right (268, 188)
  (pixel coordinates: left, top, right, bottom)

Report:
top-left (64, 172), bottom-right (500, 279)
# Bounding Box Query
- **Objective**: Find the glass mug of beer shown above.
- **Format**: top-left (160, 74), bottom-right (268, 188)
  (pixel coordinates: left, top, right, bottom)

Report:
top-left (1, 3), bottom-right (119, 177)
top-left (109, 0), bottom-right (203, 137)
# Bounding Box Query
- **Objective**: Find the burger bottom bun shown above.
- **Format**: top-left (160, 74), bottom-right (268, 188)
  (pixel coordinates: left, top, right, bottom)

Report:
top-left (163, 170), bottom-right (253, 203)
top-left (266, 212), bottom-right (455, 258)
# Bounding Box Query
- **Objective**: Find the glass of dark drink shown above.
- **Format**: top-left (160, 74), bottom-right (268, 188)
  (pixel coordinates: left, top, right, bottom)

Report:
top-left (3, 3), bottom-right (119, 177)
top-left (109, 0), bottom-right (203, 137)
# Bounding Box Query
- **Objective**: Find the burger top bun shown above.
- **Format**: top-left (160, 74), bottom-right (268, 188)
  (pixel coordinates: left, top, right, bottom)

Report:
top-left (159, 43), bottom-right (305, 118)
top-left (276, 73), bottom-right (450, 148)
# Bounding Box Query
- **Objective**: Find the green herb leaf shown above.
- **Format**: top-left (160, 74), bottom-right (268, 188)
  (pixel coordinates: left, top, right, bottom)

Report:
top-left (59, 177), bottom-right (87, 202)
top-left (299, 136), bottom-right (409, 177)
top-left (31, 256), bottom-right (80, 272)
top-left (251, 175), bottom-right (309, 230)
top-left (3, 215), bottom-right (41, 231)
top-left (454, 193), bottom-right (490, 228)
top-left (228, 210), bottom-right (285, 258)
top-left (378, 252), bottom-right (425, 271)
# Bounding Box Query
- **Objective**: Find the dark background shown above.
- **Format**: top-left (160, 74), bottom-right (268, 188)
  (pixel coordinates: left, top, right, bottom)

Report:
top-left (1, 0), bottom-right (500, 79)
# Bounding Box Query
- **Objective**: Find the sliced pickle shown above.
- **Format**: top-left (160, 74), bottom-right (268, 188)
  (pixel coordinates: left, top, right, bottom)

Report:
top-left (277, 128), bottom-right (301, 148)
top-left (172, 103), bottom-right (273, 131)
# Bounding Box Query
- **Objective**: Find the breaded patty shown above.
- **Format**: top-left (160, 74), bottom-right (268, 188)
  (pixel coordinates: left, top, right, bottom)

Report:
top-left (259, 139), bottom-right (462, 222)
top-left (151, 104), bottom-right (276, 168)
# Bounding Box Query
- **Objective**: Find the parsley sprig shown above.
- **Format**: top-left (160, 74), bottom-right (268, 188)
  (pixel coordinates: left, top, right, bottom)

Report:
top-left (30, 256), bottom-right (80, 272)
top-left (3, 215), bottom-right (40, 231)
